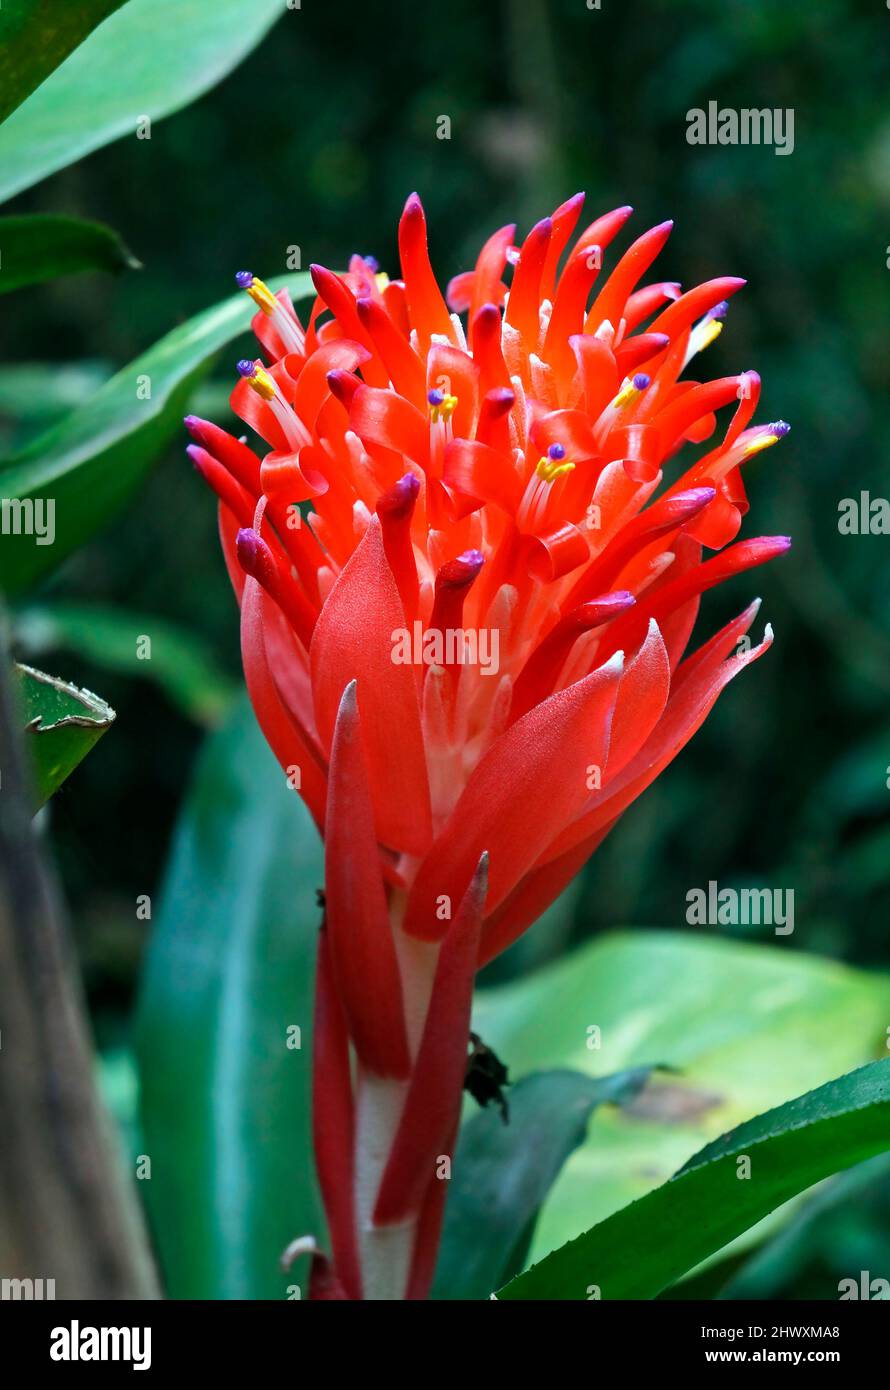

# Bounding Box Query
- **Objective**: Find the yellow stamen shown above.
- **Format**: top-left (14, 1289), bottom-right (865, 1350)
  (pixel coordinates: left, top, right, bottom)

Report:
top-left (610, 378), bottom-right (644, 409)
top-left (697, 318), bottom-right (723, 352)
top-left (430, 393), bottom-right (458, 423)
top-left (535, 457), bottom-right (576, 483)
top-left (246, 365), bottom-right (277, 401)
top-left (244, 275), bottom-right (280, 316)
top-left (743, 430), bottom-right (783, 456)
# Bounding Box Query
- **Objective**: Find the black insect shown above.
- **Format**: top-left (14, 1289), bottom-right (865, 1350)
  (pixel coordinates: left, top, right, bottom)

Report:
top-left (464, 1031), bottom-right (510, 1123)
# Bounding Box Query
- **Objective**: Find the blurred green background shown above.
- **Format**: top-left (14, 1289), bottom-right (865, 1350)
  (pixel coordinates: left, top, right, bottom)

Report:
top-left (2, 0), bottom-right (889, 1297)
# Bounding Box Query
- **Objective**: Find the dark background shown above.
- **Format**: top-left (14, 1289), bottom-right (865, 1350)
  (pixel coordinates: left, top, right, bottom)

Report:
top-left (3, 0), bottom-right (889, 1009)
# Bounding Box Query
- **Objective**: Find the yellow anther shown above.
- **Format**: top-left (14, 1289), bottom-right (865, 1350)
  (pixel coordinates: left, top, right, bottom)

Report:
top-left (244, 275), bottom-right (280, 316)
top-left (246, 365), bottom-right (277, 401)
top-left (430, 393), bottom-right (458, 423)
top-left (535, 457), bottom-right (576, 483)
top-left (374, 271), bottom-right (391, 293)
top-left (697, 318), bottom-right (723, 352)
top-left (743, 432), bottom-right (781, 457)
top-left (610, 377), bottom-right (647, 410)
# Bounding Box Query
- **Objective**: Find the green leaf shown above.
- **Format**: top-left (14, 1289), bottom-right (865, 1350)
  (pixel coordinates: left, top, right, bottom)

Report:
top-left (15, 601), bottom-right (236, 726)
top-left (0, 0), bottom-right (127, 125)
top-left (135, 695), bottom-right (324, 1298)
top-left (472, 931), bottom-right (890, 1272)
top-left (0, 272), bottom-right (312, 595)
top-left (0, 0), bottom-right (288, 204)
top-left (434, 1067), bottom-right (654, 1301)
top-left (0, 361), bottom-right (111, 428)
top-left (0, 214), bottom-right (139, 294)
top-left (498, 1059), bottom-right (890, 1299)
top-left (13, 660), bottom-right (115, 806)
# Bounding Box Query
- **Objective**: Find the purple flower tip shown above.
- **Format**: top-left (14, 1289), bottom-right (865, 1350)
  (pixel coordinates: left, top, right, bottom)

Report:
top-left (236, 359), bottom-right (257, 378)
top-left (459, 549), bottom-right (485, 571)
top-left (399, 471), bottom-right (421, 498)
top-left (548, 442), bottom-right (566, 460)
top-left (428, 388), bottom-right (445, 406)
top-left (771, 421), bottom-right (791, 437)
top-left (709, 300), bottom-right (730, 321)
top-left (235, 528), bottom-right (262, 572)
top-left (363, 254), bottom-right (379, 273)
top-left (235, 271), bottom-right (254, 288)
top-left (633, 373), bottom-right (651, 391)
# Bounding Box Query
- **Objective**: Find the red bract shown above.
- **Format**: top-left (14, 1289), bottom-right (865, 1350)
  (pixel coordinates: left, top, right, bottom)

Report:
top-left (187, 193), bottom-right (790, 1300)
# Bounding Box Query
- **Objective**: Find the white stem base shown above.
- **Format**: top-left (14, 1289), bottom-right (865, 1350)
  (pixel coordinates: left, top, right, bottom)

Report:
top-left (354, 1070), bottom-right (414, 1299)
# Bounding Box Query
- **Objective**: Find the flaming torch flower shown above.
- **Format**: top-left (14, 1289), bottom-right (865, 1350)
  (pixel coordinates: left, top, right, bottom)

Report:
top-left (185, 192), bottom-right (790, 1300)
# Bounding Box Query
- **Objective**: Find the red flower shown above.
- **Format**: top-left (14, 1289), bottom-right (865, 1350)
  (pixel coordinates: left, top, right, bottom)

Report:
top-left (186, 192), bottom-right (789, 1299)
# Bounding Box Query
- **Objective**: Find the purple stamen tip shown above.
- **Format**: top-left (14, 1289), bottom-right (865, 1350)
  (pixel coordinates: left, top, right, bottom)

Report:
top-left (709, 300), bottom-right (730, 321)
top-left (548, 442), bottom-right (566, 460)
top-left (399, 471), bottom-right (421, 498)
top-left (771, 421), bottom-right (791, 437)
top-left (236, 358), bottom-right (257, 378)
top-left (235, 528), bottom-right (263, 571)
top-left (459, 548), bottom-right (485, 570)
top-left (363, 254), bottom-right (379, 272)
top-left (235, 271), bottom-right (254, 288)
top-left (633, 373), bottom-right (650, 391)
top-left (428, 388), bottom-right (445, 406)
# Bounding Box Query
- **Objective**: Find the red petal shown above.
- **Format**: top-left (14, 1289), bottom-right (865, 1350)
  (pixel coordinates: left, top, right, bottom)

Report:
top-left (312, 926), bottom-right (362, 1298)
top-left (240, 578), bottom-right (327, 830)
top-left (398, 192), bottom-right (456, 348)
top-left (585, 220), bottom-right (674, 335)
top-left (466, 222), bottom-right (515, 322)
top-left (541, 606), bottom-right (774, 864)
top-left (374, 854), bottom-right (488, 1224)
top-left (310, 517), bottom-right (432, 855)
top-left (480, 838), bottom-right (593, 966)
top-left (349, 385), bottom-right (429, 470)
top-left (505, 217), bottom-right (552, 341)
top-left (325, 681), bottom-right (411, 1079)
top-left (606, 618), bottom-right (671, 776)
top-left (403, 653), bottom-right (623, 938)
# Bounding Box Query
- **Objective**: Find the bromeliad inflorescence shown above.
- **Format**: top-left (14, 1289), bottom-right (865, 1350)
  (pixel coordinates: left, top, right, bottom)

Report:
top-left (185, 192), bottom-right (790, 1300)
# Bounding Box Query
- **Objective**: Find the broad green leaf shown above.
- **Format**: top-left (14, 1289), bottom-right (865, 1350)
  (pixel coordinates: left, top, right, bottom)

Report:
top-left (0, 0), bottom-right (127, 125)
top-left (434, 1067), bottom-right (654, 1301)
top-left (717, 1151), bottom-right (890, 1300)
top-left (498, 1059), bottom-right (890, 1299)
top-left (0, 272), bottom-right (311, 595)
top-left (472, 931), bottom-right (890, 1270)
top-left (0, 0), bottom-right (288, 204)
top-left (136, 695), bottom-right (324, 1299)
top-left (0, 214), bottom-right (139, 294)
top-left (14, 660), bottom-right (114, 805)
top-left (0, 362), bottom-right (111, 428)
top-left (15, 601), bottom-right (235, 726)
